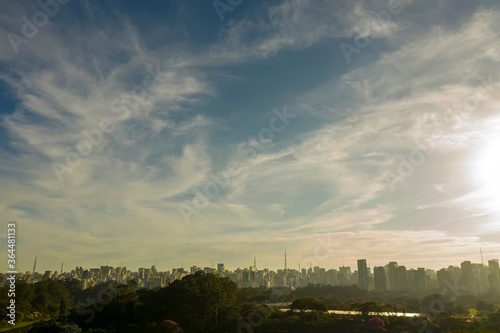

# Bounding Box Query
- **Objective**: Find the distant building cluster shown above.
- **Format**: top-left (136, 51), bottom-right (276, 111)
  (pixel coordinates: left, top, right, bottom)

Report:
top-left (1, 258), bottom-right (499, 296)
top-left (363, 259), bottom-right (500, 295)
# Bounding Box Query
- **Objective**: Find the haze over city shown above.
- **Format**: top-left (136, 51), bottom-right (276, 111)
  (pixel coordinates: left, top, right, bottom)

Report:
top-left (2, 0), bottom-right (500, 274)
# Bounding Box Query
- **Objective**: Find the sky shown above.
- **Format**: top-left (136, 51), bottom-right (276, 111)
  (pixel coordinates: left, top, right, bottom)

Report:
top-left (1, 0), bottom-right (500, 273)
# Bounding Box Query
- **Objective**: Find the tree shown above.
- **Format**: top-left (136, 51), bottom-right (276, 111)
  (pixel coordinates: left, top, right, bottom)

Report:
top-left (237, 286), bottom-right (272, 303)
top-left (166, 271), bottom-right (239, 332)
top-left (28, 319), bottom-right (81, 332)
top-left (450, 303), bottom-right (469, 315)
top-left (351, 301), bottom-right (383, 317)
top-left (367, 317), bottom-right (387, 332)
top-left (59, 297), bottom-right (68, 316)
top-left (162, 320), bottom-right (182, 333)
top-left (291, 297), bottom-right (328, 312)
top-left (92, 282), bottom-right (138, 329)
top-left (476, 300), bottom-right (496, 312)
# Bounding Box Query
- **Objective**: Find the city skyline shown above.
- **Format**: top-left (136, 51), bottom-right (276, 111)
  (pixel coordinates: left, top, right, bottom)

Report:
top-left (2, 1), bottom-right (500, 273)
top-left (5, 257), bottom-right (499, 297)
top-left (8, 250), bottom-right (500, 274)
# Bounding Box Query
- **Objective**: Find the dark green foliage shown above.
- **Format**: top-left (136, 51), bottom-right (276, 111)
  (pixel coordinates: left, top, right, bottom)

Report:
top-left (477, 300), bottom-right (497, 312)
top-left (291, 297), bottom-right (328, 311)
top-left (164, 271), bottom-right (239, 332)
top-left (293, 284), bottom-right (368, 300)
top-left (67, 271), bottom-right (238, 332)
top-left (450, 303), bottom-right (469, 315)
top-left (0, 279), bottom-right (75, 322)
top-left (29, 318), bottom-right (81, 332)
top-left (237, 286), bottom-right (273, 302)
top-left (350, 301), bottom-right (383, 317)
top-left (3, 277), bottom-right (500, 333)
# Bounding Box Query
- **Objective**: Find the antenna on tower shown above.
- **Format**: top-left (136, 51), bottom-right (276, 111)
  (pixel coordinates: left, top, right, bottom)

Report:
top-left (61, 261), bottom-right (63, 274)
top-left (284, 247), bottom-right (287, 271)
top-left (32, 256), bottom-right (37, 275)
top-left (480, 247), bottom-right (485, 265)
top-left (254, 256), bottom-right (257, 269)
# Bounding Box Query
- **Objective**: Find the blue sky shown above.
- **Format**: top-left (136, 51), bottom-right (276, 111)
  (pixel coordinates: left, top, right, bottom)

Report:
top-left (1, 0), bottom-right (500, 273)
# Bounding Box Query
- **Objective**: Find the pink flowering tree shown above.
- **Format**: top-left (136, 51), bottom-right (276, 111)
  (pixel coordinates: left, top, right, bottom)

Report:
top-left (367, 317), bottom-right (387, 332)
top-left (162, 320), bottom-right (183, 333)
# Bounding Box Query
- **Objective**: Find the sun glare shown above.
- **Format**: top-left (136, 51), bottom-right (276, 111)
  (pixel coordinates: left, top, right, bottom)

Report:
top-left (473, 139), bottom-right (500, 208)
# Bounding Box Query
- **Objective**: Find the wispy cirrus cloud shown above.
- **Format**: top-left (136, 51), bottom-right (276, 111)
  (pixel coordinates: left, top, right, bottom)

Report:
top-left (206, 0), bottom-right (408, 64)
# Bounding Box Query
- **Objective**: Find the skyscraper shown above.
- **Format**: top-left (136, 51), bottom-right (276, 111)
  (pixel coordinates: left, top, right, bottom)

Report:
top-left (357, 259), bottom-right (368, 290)
top-left (386, 261), bottom-right (398, 291)
top-left (284, 247), bottom-right (287, 271)
top-left (415, 268), bottom-right (427, 290)
top-left (488, 259), bottom-right (499, 291)
top-left (461, 261), bottom-right (476, 295)
top-left (374, 266), bottom-right (387, 291)
top-left (437, 268), bottom-right (451, 289)
top-left (395, 266), bottom-right (409, 291)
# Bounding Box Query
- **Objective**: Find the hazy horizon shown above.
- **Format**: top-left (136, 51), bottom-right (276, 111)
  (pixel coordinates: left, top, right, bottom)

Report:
top-left (13, 255), bottom-right (495, 274)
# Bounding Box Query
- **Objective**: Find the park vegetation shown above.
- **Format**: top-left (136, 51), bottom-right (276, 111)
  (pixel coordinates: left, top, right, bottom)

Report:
top-left (1, 272), bottom-right (500, 332)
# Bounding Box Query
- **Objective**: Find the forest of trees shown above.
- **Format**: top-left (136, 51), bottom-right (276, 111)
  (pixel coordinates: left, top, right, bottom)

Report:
top-left (1, 272), bottom-right (500, 332)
